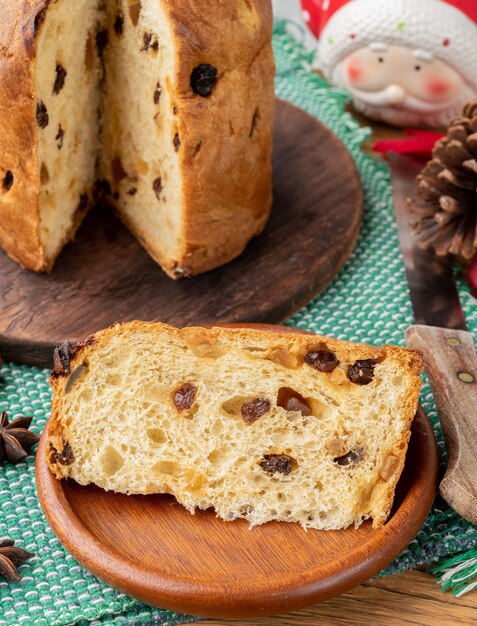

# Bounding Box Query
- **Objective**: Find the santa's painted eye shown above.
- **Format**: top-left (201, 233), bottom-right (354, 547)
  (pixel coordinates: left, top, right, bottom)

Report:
top-left (377, 57), bottom-right (385, 63)
top-left (414, 65), bottom-right (422, 71)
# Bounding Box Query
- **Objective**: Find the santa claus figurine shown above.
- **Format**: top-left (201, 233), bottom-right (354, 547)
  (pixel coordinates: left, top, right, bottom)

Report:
top-left (300, 0), bottom-right (477, 127)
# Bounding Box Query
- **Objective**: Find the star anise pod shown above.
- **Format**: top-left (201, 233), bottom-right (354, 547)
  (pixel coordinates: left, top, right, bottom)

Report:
top-left (0, 411), bottom-right (40, 464)
top-left (411, 100), bottom-right (477, 260)
top-left (0, 538), bottom-right (34, 581)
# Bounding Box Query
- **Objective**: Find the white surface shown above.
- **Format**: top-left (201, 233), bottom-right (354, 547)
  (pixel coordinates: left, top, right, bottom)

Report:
top-left (272, 0), bottom-right (303, 21)
top-left (272, 0), bottom-right (317, 50)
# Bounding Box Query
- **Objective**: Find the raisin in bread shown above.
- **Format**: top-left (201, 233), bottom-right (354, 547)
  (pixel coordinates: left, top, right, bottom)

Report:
top-left (0, 0), bottom-right (103, 271)
top-left (47, 322), bottom-right (423, 530)
top-left (0, 1), bottom-right (274, 277)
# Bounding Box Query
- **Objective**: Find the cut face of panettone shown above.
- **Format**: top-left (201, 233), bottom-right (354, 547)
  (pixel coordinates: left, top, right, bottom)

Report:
top-left (35, 1), bottom-right (104, 270)
top-left (0, 0), bottom-right (103, 271)
top-left (47, 322), bottom-right (423, 531)
top-left (0, 0), bottom-right (275, 277)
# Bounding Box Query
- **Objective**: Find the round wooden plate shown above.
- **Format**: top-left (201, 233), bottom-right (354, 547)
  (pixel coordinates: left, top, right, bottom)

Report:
top-left (0, 100), bottom-right (363, 368)
top-left (36, 325), bottom-right (439, 619)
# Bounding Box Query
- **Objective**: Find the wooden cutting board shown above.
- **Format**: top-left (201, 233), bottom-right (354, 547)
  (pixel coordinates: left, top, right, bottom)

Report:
top-left (0, 100), bottom-right (363, 368)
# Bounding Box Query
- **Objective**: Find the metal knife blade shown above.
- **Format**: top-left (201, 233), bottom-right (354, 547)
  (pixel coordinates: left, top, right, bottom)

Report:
top-left (388, 152), bottom-right (466, 331)
top-left (388, 151), bottom-right (477, 525)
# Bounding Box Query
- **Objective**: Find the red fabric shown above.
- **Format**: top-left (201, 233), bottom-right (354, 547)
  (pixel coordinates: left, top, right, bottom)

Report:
top-left (373, 129), bottom-right (445, 157)
top-left (300, 0), bottom-right (477, 39)
top-left (300, 0), bottom-right (323, 38)
top-left (319, 0), bottom-right (350, 30)
top-left (444, 0), bottom-right (477, 25)
top-left (300, 0), bottom-right (350, 38)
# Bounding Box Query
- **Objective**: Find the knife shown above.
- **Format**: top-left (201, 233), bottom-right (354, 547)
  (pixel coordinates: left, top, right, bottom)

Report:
top-left (388, 151), bottom-right (477, 525)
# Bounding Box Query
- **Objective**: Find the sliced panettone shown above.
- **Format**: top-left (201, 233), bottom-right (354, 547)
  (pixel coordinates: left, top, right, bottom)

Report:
top-left (0, 0), bottom-right (275, 277)
top-left (47, 322), bottom-right (423, 531)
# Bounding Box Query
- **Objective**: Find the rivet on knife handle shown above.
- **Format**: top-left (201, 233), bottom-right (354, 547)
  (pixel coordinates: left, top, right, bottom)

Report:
top-left (406, 325), bottom-right (477, 524)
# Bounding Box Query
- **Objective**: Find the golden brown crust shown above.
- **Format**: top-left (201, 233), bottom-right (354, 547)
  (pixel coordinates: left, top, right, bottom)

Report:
top-left (159, 0), bottom-right (275, 278)
top-left (48, 321), bottom-right (423, 529)
top-left (346, 343), bottom-right (423, 528)
top-left (0, 1), bottom-right (49, 271)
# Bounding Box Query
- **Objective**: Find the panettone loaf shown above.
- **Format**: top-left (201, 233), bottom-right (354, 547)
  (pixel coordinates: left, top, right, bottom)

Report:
top-left (0, 0), bottom-right (103, 271)
top-left (47, 322), bottom-right (423, 530)
top-left (0, 1), bottom-right (274, 277)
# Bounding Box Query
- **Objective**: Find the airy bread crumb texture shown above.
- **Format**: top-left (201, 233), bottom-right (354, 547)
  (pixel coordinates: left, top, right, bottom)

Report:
top-left (100, 0), bottom-right (184, 272)
top-left (48, 323), bottom-right (423, 531)
top-left (36, 0), bottom-right (102, 267)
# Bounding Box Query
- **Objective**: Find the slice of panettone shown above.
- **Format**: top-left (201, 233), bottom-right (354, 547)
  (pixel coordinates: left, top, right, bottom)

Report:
top-left (47, 322), bottom-right (423, 531)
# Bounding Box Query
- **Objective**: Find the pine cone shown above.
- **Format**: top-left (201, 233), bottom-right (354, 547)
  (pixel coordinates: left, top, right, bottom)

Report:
top-left (411, 100), bottom-right (477, 260)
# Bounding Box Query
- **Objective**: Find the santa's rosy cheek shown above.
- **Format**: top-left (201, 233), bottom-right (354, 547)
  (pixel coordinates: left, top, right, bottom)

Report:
top-left (347, 62), bottom-right (363, 83)
top-left (425, 78), bottom-right (451, 97)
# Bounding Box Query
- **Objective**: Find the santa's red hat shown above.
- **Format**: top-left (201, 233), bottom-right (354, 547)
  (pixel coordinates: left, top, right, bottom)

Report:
top-left (301, 0), bottom-right (477, 90)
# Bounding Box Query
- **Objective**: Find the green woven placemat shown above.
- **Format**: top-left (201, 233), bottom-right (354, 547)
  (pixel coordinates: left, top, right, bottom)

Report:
top-left (2, 22), bottom-right (477, 626)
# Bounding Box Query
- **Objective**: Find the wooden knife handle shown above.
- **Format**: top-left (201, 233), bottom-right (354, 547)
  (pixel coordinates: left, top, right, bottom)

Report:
top-left (406, 325), bottom-right (477, 524)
